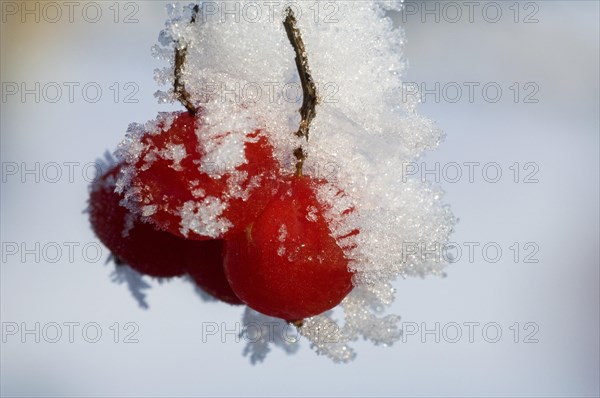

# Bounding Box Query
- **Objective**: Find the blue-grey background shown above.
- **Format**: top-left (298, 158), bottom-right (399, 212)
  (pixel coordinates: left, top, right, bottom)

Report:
top-left (1, 1), bottom-right (598, 396)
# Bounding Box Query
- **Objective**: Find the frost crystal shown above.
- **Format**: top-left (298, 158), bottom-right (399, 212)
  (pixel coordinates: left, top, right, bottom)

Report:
top-left (160, 143), bottom-right (187, 171)
top-left (297, 313), bottom-right (356, 363)
top-left (121, 212), bottom-right (136, 238)
top-left (140, 205), bottom-right (157, 217)
top-left (179, 197), bottom-right (232, 238)
top-left (93, 151), bottom-right (117, 181)
top-left (294, 283), bottom-right (401, 363)
top-left (306, 206), bottom-right (318, 222)
top-left (277, 224), bottom-right (287, 241)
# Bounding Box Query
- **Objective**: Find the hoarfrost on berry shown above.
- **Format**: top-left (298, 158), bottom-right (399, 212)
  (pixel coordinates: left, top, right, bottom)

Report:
top-left (133, 0), bottom-right (456, 362)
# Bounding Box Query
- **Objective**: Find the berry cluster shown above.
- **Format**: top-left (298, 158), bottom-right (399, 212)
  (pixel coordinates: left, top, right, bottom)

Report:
top-left (88, 9), bottom-right (355, 323)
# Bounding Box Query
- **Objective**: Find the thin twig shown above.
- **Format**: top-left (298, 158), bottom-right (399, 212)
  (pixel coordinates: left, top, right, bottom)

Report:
top-left (283, 7), bottom-right (318, 176)
top-left (174, 4), bottom-right (200, 115)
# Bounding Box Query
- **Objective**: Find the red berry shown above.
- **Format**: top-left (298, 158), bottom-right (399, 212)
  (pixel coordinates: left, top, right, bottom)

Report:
top-left (118, 110), bottom-right (280, 240)
top-left (223, 176), bottom-right (354, 321)
top-left (186, 240), bottom-right (243, 305)
top-left (89, 163), bottom-right (188, 277)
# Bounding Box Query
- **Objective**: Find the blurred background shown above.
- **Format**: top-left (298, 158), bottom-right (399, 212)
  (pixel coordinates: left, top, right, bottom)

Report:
top-left (1, 1), bottom-right (598, 397)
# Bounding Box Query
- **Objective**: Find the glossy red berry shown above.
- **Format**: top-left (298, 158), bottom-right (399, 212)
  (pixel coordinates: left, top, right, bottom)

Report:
top-left (186, 240), bottom-right (243, 305)
top-left (118, 110), bottom-right (280, 240)
top-left (223, 176), bottom-right (354, 321)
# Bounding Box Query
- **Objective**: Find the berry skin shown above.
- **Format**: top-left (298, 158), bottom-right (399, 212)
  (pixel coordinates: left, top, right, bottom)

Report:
top-left (223, 176), bottom-right (354, 321)
top-left (90, 163), bottom-right (243, 305)
top-left (186, 240), bottom-right (243, 305)
top-left (118, 110), bottom-right (280, 240)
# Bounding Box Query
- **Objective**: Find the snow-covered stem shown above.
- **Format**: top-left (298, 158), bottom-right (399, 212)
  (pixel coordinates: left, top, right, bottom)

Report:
top-left (173, 4), bottom-right (199, 114)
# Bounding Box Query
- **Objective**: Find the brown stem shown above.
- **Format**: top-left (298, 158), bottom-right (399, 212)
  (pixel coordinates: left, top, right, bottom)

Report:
top-left (288, 319), bottom-right (304, 328)
top-left (174, 4), bottom-right (200, 115)
top-left (283, 7), bottom-right (318, 176)
top-left (293, 147), bottom-right (305, 177)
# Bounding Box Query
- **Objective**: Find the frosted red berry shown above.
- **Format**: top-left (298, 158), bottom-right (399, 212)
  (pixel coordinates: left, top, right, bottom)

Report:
top-left (118, 110), bottom-right (280, 240)
top-left (223, 176), bottom-right (354, 321)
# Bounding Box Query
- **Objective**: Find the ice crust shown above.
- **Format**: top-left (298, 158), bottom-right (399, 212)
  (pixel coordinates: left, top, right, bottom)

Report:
top-left (118, 0), bottom-right (455, 362)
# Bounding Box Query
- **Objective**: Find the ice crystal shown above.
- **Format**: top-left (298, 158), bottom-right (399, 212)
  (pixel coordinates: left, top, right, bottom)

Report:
top-left (179, 197), bottom-right (232, 238)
